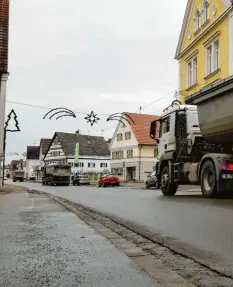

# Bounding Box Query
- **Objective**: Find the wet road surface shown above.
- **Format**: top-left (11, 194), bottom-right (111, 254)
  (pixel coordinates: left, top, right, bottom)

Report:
top-left (0, 191), bottom-right (157, 287)
top-left (15, 181), bottom-right (233, 275)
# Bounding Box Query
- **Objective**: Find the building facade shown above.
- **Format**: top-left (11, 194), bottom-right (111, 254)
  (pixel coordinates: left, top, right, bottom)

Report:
top-left (175, 0), bottom-right (233, 103)
top-left (110, 113), bottom-right (159, 182)
top-left (44, 131), bottom-right (110, 174)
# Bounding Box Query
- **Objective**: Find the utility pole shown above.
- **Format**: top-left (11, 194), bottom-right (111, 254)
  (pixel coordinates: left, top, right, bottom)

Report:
top-left (139, 106), bottom-right (142, 114)
top-left (0, 0), bottom-right (10, 186)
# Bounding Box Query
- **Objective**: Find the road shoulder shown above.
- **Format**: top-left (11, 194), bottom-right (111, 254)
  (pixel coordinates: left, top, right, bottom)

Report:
top-left (0, 190), bottom-right (161, 287)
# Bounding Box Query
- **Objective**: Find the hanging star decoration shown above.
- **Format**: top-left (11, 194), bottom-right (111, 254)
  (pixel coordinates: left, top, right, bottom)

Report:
top-left (5, 109), bottom-right (20, 132)
top-left (84, 111), bottom-right (100, 126)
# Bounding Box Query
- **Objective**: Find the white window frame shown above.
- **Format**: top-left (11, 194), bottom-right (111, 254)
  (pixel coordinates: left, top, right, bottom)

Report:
top-left (203, 0), bottom-right (209, 24)
top-left (100, 163), bottom-right (108, 168)
top-left (127, 149), bottom-right (133, 158)
top-left (88, 162), bottom-right (95, 168)
top-left (187, 56), bottom-right (198, 88)
top-left (195, 9), bottom-right (201, 32)
top-left (117, 133), bottom-right (123, 141)
top-left (206, 38), bottom-right (220, 76)
top-left (125, 131), bottom-right (131, 140)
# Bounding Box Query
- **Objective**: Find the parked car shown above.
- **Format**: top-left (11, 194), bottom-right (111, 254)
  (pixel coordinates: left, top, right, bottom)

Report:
top-left (73, 174), bottom-right (90, 186)
top-left (98, 174), bottom-right (120, 187)
top-left (145, 171), bottom-right (160, 189)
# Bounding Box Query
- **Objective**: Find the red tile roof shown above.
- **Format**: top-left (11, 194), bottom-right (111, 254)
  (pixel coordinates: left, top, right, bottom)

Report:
top-left (124, 112), bottom-right (159, 145)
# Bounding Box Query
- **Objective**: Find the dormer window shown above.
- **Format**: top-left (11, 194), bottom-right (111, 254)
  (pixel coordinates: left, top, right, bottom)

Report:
top-left (203, 1), bottom-right (209, 23)
top-left (195, 9), bottom-right (201, 32)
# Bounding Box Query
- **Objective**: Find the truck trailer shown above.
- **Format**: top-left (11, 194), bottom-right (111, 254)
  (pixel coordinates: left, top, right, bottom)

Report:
top-left (42, 163), bottom-right (71, 186)
top-left (150, 76), bottom-right (233, 198)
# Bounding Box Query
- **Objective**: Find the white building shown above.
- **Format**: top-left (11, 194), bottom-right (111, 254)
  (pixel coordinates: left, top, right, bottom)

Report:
top-left (26, 146), bottom-right (40, 180)
top-left (44, 131), bottom-right (110, 174)
top-left (110, 112), bottom-right (159, 182)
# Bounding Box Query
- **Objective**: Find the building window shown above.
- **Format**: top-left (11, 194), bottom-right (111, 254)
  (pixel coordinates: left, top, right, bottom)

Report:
top-left (203, 1), bottom-right (209, 23)
top-left (154, 148), bottom-right (158, 157)
top-left (117, 133), bottom-right (123, 141)
top-left (88, 162), bottom-right (95, 168)
top-left (112, 152), bottom-right (116, 160)
top-left (187, 57), bottom-right (197, 88)
top-left (50, 151), bottom-right (61, 157)
top-left (77, 162), bottom-right (84, 168)
top-left (125, 132), bottom-right (131, 140)
top-left (111, 168), bottom-right (123, 176)
top-left (206, 39), bottom-right (220, 76)
top-left (116, 150), bottom-right (123, 159)
top-left (127, 150), bottom-right (133, 158)
top-left (195, 9), bottom-right (201, 32)
top-left (100, 163), bottom-right (108, 168)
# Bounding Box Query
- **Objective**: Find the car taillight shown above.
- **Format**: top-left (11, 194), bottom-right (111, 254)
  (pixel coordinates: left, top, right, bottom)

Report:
top-left (221, 163), bottom-right (233, 171)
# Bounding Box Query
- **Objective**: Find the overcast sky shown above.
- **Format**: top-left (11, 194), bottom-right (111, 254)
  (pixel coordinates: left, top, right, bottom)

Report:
top-left (5, 0), bottom-right (187, 162)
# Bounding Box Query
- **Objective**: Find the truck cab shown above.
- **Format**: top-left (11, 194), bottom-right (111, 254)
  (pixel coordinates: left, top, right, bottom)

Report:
top-left (150, 100), bottom-right (202, 165)
top-left (150, 99), bottom-right (233, 198)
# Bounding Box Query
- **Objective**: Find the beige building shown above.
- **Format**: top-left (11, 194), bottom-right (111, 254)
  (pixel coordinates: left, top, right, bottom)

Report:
top-left (110, 113), bottom-right (159, 182)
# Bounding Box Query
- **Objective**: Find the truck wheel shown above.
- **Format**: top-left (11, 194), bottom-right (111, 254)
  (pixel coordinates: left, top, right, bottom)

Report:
top-left (161, 166), bottom-right (177, 196)
top-left (200, 160), bottom-right (218, 198)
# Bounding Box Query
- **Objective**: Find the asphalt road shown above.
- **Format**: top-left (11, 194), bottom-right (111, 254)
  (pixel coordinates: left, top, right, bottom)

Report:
top-left (14, 181), bottom-right (233, 276)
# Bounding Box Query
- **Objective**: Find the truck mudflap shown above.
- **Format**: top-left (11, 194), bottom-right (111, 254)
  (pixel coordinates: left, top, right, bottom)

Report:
top-left (218, 162), bottom-right (233, 192)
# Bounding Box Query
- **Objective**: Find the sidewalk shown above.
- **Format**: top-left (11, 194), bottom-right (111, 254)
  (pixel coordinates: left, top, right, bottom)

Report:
top-left (0, 190), bottom-right (158, 287)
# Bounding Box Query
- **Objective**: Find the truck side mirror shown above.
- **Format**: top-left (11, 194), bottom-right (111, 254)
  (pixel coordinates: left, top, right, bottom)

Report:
top-left (150, 120), bottom-right (157, 139)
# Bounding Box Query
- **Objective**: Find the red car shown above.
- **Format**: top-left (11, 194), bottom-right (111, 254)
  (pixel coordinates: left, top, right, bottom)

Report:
top-left (98, 174), bottom-right (120, 187)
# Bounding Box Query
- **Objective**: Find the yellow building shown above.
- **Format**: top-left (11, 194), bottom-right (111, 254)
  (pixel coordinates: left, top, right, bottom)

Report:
top-left (175, 0), bottom-right (233, 103)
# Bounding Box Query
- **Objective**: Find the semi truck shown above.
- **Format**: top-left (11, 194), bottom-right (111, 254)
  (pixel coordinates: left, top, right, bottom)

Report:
top-left (150, 76), bottom-right (233, 198)
top-left (42, 163), bottom-right (71, 186)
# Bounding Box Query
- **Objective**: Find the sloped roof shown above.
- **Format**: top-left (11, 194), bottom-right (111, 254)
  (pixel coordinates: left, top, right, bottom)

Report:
top-left (124, 113), bottom-right (159, 145)
top-left (26, 146), bottom-right (40, 160)
top-left (40, 138), bottom-right (52, 155)
top-left (51, 132), bottom-right (110, 157)
top-left (175, 0), bottom-right (232, 59)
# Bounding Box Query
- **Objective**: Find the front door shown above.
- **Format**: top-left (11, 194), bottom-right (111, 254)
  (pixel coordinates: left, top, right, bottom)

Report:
top-left (158, 113), bottom-right (176, 157)
top-left (175, 111), bottom-right (188, 159)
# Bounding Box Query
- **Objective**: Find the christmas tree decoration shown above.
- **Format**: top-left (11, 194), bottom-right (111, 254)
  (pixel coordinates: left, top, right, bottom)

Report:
top-left (4, 109), bottom-right (20, 132)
